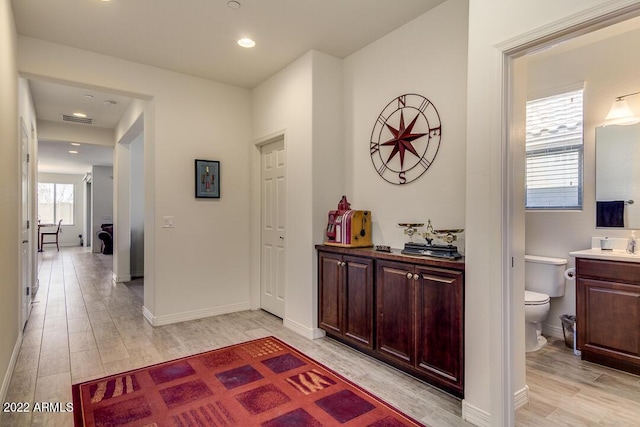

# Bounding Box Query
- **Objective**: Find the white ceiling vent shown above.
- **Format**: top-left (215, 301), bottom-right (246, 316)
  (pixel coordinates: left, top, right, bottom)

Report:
top-left (62, 114), bottom-right (93, 125)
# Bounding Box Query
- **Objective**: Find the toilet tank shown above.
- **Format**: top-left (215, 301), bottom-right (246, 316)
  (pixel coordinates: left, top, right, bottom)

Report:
top-left (524, 255), bottom-right (567, 297)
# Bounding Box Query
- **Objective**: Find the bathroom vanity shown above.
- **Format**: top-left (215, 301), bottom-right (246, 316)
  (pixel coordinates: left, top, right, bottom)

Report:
top-left (316, 245), bottom-right (464, 398)
top-left (571, 243), bottom-right (640, 375)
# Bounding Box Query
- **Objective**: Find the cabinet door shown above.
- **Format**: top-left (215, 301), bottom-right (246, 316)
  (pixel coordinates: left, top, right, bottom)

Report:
top-left (343, 256), bottom-right (374, 349)
top-left (578, 277), bottom-right (640, 359)
top-left (415, 266), bottom-right (463, 390)
top-left (318, 252), bottom-right (343, 335)
top-left (376, 260), bottom-right (414, 366)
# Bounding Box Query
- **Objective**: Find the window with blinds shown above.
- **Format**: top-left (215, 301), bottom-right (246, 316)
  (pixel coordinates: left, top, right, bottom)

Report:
top-left (525, 88), bottom-right (584, 209)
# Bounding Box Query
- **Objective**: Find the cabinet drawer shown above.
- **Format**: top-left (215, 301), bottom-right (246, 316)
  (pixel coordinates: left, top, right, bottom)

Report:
top-left (576, 258), bottom-right (640, 284)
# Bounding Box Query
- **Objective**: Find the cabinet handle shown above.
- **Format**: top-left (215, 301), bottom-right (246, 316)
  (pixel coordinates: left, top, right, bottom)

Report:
top-left (413, 273), bottom-right (420, 280)
top-left (406, 272), bottom-right (413, 279)
top-left (340, 262), bottom-right (346, 267)
top-left (422, 275), bottom-right (455, 284)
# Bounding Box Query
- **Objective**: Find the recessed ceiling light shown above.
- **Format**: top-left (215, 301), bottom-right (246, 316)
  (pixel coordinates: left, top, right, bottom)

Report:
top-left (238, 38), bottom-right (255, 48)
top-left (69, 150), bottom-right (78, 154)
top-left (73, 112), bottom-right (87, 118)
top-left (71, 143), bottom-right (81, 146)
top-left (228, 0), bottom-right (241, 9)
top-left (104, 100), bottom-right (117, 106)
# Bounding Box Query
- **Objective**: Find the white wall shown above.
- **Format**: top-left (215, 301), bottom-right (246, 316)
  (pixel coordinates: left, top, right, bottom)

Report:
top-left (0, 0), bottom-right (20, 404)
top-left (38, 172), bottom-right (85, 248)
top-left (91, 165), bottom-right (113, 253)
top-left (343, 0), bottom-right (468, 250)
top-left (525, 26), bottom-right (640, 338)
top-left (466, 0), bottom-right (640, 424)
top-left (18, 36), bottom-right (253, 322)
top-left (252, 50), bottom-right (343, 337)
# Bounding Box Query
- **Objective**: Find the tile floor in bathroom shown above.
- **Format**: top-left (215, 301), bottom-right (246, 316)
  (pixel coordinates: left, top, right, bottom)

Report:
top-left (1, 247), bottom-right (639, 426)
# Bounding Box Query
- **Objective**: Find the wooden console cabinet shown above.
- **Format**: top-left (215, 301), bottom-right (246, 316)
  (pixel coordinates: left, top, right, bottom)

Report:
top-left (318, 251), bottom-right (374, 350)
top-left (576, 257), bottom-right (640, 375)
top-left (317, 245), bottom-right (464, 398)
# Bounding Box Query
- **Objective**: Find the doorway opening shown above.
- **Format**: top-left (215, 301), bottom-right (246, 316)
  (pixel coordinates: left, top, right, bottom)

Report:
top-left (502, 4), bottom-right (640, 424)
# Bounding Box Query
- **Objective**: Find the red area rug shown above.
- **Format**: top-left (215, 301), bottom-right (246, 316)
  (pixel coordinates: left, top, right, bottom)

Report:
top-left (72, 336), bottom-right (425, 426)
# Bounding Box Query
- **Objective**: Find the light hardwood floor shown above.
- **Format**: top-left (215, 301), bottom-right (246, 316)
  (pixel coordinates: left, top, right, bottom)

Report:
top-left (1, 247), bottom-right (639, 426)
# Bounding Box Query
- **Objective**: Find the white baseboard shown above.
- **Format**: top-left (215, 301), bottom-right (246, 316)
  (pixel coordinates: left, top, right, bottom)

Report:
top-left (142, 302), bottom-right (251, 326)
top-left (142, 306), bottom-right (154, 325)
top-left (0, 332), bottom-right (23, 405)
top-left (514, 385), bottom-right (530, 410)
top-left (283, 318), bottom-right (325, 340)
top-left (461, 386), bottom-right (529, 427)
top-left (543, 323), bottom-right (564, 339)
top-left (112, 273), bottom-right (132, 283)
top-left (462, 400), bottom-right (491, 427)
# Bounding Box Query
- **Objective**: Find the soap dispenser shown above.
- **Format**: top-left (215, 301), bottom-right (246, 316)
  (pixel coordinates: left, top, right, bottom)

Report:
top-left (626, 230), bottom-right (637, 255)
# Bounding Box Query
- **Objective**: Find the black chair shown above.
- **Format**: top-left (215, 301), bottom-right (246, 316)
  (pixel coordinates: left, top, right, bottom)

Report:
top-left (97, 228), bottom-right (113, 255)
top-left (40, 220), bottom-right (63, 251)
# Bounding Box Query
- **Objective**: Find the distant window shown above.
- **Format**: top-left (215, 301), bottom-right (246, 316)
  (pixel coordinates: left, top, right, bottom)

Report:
top-left (38, 183), bottom-right (75, 225)
top-left (525, 88), bottom-right (584, 209)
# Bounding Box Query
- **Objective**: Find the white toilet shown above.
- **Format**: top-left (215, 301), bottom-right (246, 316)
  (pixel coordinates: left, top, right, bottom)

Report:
top-left (524, 255), bottom-right (567, 352)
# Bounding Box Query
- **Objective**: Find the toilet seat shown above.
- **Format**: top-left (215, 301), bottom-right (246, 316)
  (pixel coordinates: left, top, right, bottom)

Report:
top-left (525, 290), bottom-right (550, 306)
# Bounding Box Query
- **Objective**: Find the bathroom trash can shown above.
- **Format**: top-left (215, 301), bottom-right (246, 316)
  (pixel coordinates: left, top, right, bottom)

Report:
top-left (560, 314), bottom-right (576, 349)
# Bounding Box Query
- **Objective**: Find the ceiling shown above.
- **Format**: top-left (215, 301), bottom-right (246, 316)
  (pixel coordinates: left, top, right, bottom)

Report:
top-left (13, 0), bottom-right (447, 175)
top-left (12, 0), bottom-right (447, 89)
top-left (31, 81), bottom-right (131, 174)
top-left (38, 139), bottom-right (114, 175)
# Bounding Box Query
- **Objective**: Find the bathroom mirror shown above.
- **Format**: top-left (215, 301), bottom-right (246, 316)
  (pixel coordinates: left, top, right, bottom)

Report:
top-left (595, 123), bottom-right (640, 228)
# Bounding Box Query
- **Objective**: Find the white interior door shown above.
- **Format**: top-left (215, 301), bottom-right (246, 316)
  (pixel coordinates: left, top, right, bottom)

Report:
top-left (260, 138), bottom-right (286, 318)
top-left (20, 118), bottom-right (32, 329)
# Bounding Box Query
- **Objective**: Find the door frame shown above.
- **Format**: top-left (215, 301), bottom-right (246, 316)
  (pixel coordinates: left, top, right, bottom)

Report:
top-left (19, 116), bottom-right (32, 330)
top-left (250, 130), bottom-right (287, 313)
top-left (498, 3), bottom-right (640, 425)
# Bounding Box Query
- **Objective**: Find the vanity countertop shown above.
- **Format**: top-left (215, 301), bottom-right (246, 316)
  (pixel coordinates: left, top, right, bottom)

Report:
top-left (569, 248), bottom-right (640, 263)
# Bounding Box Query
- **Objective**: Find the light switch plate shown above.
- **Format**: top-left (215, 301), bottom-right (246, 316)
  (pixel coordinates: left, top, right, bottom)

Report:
top-left (162, 216), bottom-right (175, 228)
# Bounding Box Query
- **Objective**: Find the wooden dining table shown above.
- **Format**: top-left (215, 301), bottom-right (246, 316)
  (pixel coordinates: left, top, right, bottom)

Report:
top-left (37, 223), bottom-right (56, 252)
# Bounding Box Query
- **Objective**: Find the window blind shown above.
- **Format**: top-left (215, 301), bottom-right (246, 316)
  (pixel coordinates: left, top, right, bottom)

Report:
top-left (525, 88), bottom-right (584, 209)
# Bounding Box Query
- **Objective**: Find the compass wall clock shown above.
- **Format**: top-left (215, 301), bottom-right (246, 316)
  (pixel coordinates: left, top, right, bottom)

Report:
top-left (370, 93), bottom-right (441, 185)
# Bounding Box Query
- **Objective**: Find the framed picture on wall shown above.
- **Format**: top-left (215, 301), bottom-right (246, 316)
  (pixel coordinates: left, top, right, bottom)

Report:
top-left (195, 159), bottom-right (220, 198)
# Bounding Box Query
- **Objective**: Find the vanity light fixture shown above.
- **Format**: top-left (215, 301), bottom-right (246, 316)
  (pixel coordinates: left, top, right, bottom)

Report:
top-left (238, 38), bottom-right (255, 48)
top-left (73, 112), bottom-right (87, 118)
top-left (71, 143), bottom-right (81, 146)
top-left (69, 150), bottom-right (79, 154)
top-left (605, 91), bottom-right (640, 126)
